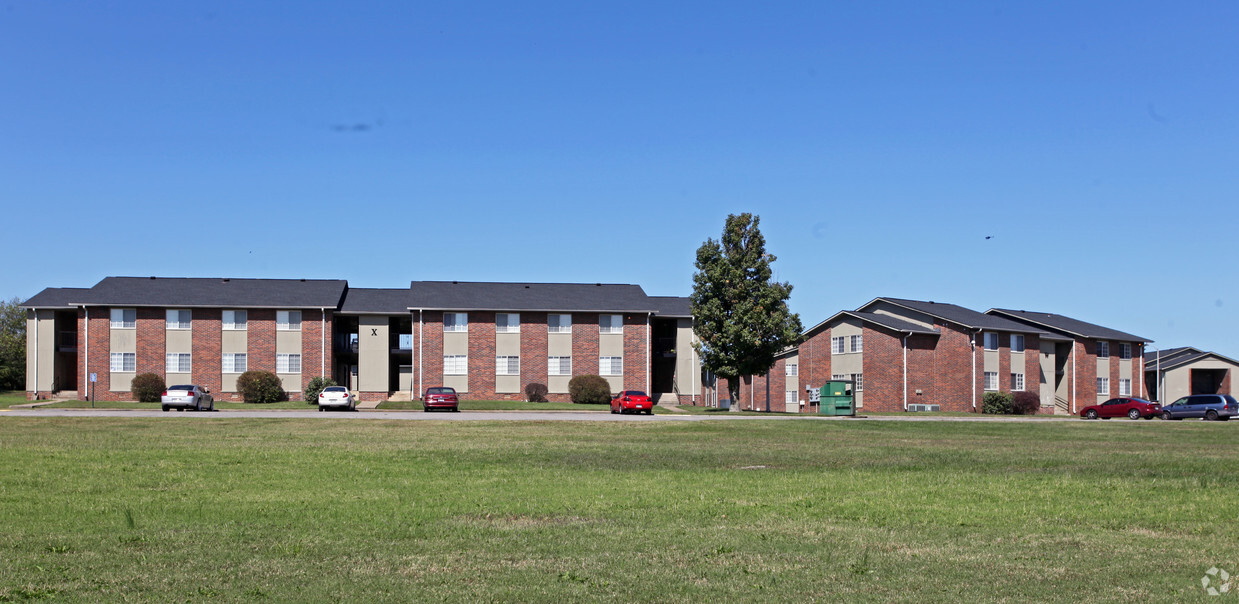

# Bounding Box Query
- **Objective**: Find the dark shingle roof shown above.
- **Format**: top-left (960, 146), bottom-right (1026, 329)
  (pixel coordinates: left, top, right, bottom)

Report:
top-left (74, 277), bottom-right (348, 308)
top-left (21, 287), bottom-right (94, 308)
top-left (407, 281), bottom-right (655, 313)
top-left (648, 296), bottom-right (692, 318)
top-left (865, 298), bottom-right (1052, 335)
top-left (1144, 349), bottom-right (1239, 372)
top-left (1143, 346), bottom-right (1199, 364)
top-left (988, 308), bottom-right (1149, 342)
top-left (804, 310), bottom-right (941, 336)
top-left (339, 288), bottom-right (414, 314)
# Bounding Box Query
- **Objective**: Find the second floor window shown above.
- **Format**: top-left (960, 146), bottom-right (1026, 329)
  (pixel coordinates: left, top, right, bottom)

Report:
top-left (1096, 341), bottom-right (1110, 358)
top-left (1119, 343), bottom-right (1132, 360)
top-left (548, 314), bottom-right (572, 333)
top-left (849, 335), bottom-right (863, 353)
top-left (600, 314), bottom-right (623, 334)
top-left (496, 313), bottom-right (520, 333)
top-left (1011, 334), bottom-right (1025, 353)
top-left (223, 310), bottom-right (247, 330)
top-left (785, 363), bottom-right (798, 376)
top-left (277, 311), bottom-right (302, 331)
top-left (983, 333), bottom-right (999, 350)
top-left (166, 310), bottom-right (191, 330)
top-left (444, 313), bottom-right (468, 332)
top-left (110, 308), bottom-right (136, 329)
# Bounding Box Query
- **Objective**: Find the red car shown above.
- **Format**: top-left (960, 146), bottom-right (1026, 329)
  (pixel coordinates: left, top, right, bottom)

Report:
top-left (1080, 397), bottom-right (1161, 420)
top-left (422, 387), bottom-right (459, 412)
top-left (611, 390), bottom-right (653, 415)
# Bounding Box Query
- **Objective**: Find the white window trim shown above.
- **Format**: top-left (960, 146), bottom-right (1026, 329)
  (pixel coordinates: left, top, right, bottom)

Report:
top-left (852, 373), bottom-right (864, 392)
top-left (110, 352), bottom-right (136, 372)
top-left (983, 332), bottom-right (999, 351)
top-left (1119, 343), bottom-right (1132, 360)
top-left (166, 353), bottom-right (192, 373)
top-left (984, 371), bottom-right (999, 391)
top-left (496, 313), bottom-right (520, 334)
top-left (849, 335), bottom-right (863, 353)
top-left (166, 309), bottom-right (192, 330)
top-left (277, 353), bottom-right (302, 373)
top-left (1119, 378), bottom-right (1132, 396)
top-left (444, 354), bottom-right (468, 375)
top-left (548, 314), bottom-right (572, 334)
top-left (496, 355), bottom-right (520, 375)
top-left (785, 363), bottom-right (798, 377)
top-left (548, 356), bottom-right (572, 376)
top-left (1096, 341), bottom-right (1110, 358)
top-left (1011, 334), bottom-right (1025, 353)
top-left (222, 310), bottom-right (247, 331)
top-left (1097, 377), bottom-right (1110, 396)
top-left (110, 308), bottom-right (136, 329)
top-left (222, 353), bottom-right (247, 374)
top-left (600, 314), bottom-right (624, 334)
top-left (444, 313), bottom-right (468, 333)
top-left (277, 310), bottom-right (302, 332)
top-left (1011, 372), bottom-right (1025, 391)
top-left (831, 336), bottom-right (845, 355)
top-left (600, 356), bottom-right (623, 376)
top-left (785, 390), bottom-right (797, 404)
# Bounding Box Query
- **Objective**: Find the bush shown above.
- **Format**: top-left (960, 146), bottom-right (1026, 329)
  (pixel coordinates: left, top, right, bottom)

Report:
top-left (982, 391), bottom-right (1013, 415)
top-left (237, 370), bottom-right (285, 404)
top-left (304, 376), bottom-right (337, 405)
top-left (130, 373), bottom-right (166, 403)
top-left (1011, 391), bottom-right (1040, 415)
top-left (568, 375), bottom-right (611, 404)
top-left (525, 382), bottom-right (549, 403)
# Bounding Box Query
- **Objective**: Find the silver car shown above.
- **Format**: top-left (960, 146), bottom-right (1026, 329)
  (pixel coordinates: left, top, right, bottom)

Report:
top-left (1160, 394), bottom-right (1239, 421)
top-left (161, 385), bottom-right (214, 412)
top-left (317, 386), bottom-right (356, 412)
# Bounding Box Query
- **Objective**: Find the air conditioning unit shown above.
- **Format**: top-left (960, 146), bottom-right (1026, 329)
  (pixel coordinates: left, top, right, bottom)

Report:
top-left (908, 404), bottom-right (940, 412)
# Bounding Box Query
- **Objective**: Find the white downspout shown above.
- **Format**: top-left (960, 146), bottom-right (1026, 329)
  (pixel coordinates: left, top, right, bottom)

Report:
top-left (971, 329), bottom-right (979, 410)
top-left (1071, 342), bottom-right (1077, 413)
top-left (1155, 347), bottom-right (1161, 403)
top-left (646, 313), bottom-right (651, 396)
top-left (320, 308), bottom-right (326, 377)
top-left (32, 310), bottom-right (38, 398)
top-left (902, 333), bottom-right (909, 411)
top-left (82, 306), bottom-right (89, 398)
top-left (417, 309), bottom-right (423, 397)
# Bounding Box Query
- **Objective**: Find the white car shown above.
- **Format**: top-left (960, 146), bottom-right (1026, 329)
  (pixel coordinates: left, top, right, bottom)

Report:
top-left (317, 386), bottom-right (356, 412)
top-left (161, 385), bottom-right (214, 412)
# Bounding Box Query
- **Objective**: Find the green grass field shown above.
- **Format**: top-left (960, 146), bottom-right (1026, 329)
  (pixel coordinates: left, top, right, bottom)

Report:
top-left (1, 417), bottom-right (1235, 602)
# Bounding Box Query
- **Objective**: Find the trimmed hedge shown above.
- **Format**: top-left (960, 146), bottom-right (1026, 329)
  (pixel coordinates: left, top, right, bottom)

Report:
top-left (568, 375), bottom-right (611, 405)
top-left (130, 373), bottom-right (166, 403)
top-left (525, 383), bottom-right (549, 403)
top-left (237, 370), bottom-right (285, 404)
top-left (304, 376), bottom-right (337, 405)
top-left (982, 391), bottom-right (1013, 415)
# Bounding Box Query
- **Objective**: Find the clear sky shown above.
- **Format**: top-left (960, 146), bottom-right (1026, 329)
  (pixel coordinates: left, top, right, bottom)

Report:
top-left (3, 2), bottom-right (1237, 357)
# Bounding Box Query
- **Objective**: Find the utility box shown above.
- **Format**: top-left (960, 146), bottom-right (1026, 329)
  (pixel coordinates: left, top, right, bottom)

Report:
top-left (819, 381), bottom-right (855, 416)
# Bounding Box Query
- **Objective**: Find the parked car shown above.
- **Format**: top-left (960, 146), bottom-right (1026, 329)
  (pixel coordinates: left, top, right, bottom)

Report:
top-left (423, 387), bottom-right (459, 412)
top-left (611, 390), bottom-right (653, 415)
top-left (161, 385), bottom-right (213, 412)
top-left (1079, 397), bottom-right (1161, 420)
top-left (317, 386), bottom-right (356, 412)
top-left (1160, 394), bottom-right (1239, 421)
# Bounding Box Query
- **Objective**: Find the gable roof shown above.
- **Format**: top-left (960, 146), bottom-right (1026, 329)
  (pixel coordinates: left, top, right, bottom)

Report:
top-left (407, 281), bottom-right (656, 313)
top-left (647, 296), bottom-right (692, 318)
top-left (339, 288), bottom-right (414, 314)
top-left (987, 308), bottom-right (1149, 342)
top-left (860, 297), bottom-right (1052, 335)
top-left (21, 287), bottom-right (94, 309)
top-left (805, 309), bottom-right (941, 337)
top-left (1143, 346), bottom-right (1200, 364)
top-left (1144, 349), bottom-right (1239, 372)
top-left (68, 277), bottom-right (348, 308)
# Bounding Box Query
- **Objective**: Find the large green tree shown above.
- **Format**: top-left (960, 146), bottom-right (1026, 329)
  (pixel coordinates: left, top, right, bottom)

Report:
top-left (691, 213), bottom-right (802, 406)
top-left (0, 297), bottom-right (26, 391)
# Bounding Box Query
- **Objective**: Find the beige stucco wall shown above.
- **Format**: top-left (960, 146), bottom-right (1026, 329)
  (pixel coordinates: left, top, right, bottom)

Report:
top-left (496, 375), bottom-right (520, 394)
top-left (1011, 351), bottom-right (1025, 387)
top-left (1161, 358), bottom-right (1238, 402)
top-left (166, 330), bottom-right (192, 353)
top-left (1119, 359), bottom-right (1132, 393)
top-left (398, 365), bottom-right (412, 392)
top-left (984, 347), bottom-right (999, 372)
top-left (444, 332), bottom-right (468, 356)
top-left (166, 372), bottom-right (192, 386)
top-left (222, 331), bottom-right (246, 353)
top-left (599, 333), bottom-right (623, 357)
top-left (109, 321), bottom-right (135, 391)
top-left (276, 331), bottom-right (301, 354)
top-left (604, 375), bottom-right (623, 393)
top-left (548, 333), bottom-right (571, 357)
top-left (444, 374), bottom-right (468, 392)
top-left (278, 373), bottom-right (300, 392)
top-left (830, 319), bottom-right (863, 376)
top-left (549, 375), bottom-right (571, 394)
top-left (1039, 341), bottom-right (1056, 407)
top-left (496, 333), bottom-right (520, 356)
top-left (359, 316), bottom-right (389, 392)
top-left (222, 374), bottom-right (239, 393)
top-left (26, 310), bottom-right (57, 392)
top-left (784, 351), bottom-right (800, 406)
top-left (673, 319), bottom-right (700, 397)
top-left (1097, 357), bottom-right (1110, 402)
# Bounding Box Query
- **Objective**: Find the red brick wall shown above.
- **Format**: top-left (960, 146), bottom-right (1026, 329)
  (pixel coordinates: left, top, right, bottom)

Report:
top-left (521, 313), bottom-right (549, 400)
top-left (1024, 334), bottom-right (1041, 401)
top-left (573, 313), bottom-right (600, 381)
top-left (136, 309), bottom-right (165, 381)
top-left (82, 309), bottom-right (110, 401)
top-left (468, 311), bottom-right (496, 396)
top-left (192, 309), bottom-right (223, 398)
top-left (300, 309), bottom-right (333, 390)
top-left (863, 326), bottom-right (904, 412)
top-left (418, 311), bottom-right (444, 394)
top-left (903, 323), bottom-right (979, 412)
top-left (799, 326), bottom-right (833, 404)
top-left (623, 314), bottom-right (649, 393)
top-left (997, 334), bottom-right (1011, 394)
top-left (1076, 340), bottom-right (1098, 407)
top-left (249, 309), bottom-right (276, 374)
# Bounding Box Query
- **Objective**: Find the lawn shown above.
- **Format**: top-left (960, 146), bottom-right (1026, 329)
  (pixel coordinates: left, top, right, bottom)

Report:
top-left (0, 418), bottom-right (1235, 602)
top-left (377, 399), bottom-right (614, 412)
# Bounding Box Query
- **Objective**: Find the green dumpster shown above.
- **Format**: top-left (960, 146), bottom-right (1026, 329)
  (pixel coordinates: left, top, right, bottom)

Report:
top-left (819, 381), bottom-right (855, 416)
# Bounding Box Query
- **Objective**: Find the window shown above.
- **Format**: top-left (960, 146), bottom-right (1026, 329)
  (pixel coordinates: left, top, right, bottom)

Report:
top-left (166, 353), bottom-right (191, 373)
top-left (277, 310), bottom-right (302, 331)
top-left (1011, 334), bottom-right (1025, 353)
top-left (1119, 378), bottom-right (1132, 396)
top-left (277, 353), bottom-right (301, 373)
top-left (831, 336), bottom-right (845, 354)
top-left (496, 313), bottom-right (520, 333)
top-left (444, 355), bottom-right (467, 375)
top-left (110, 352), bottom-right (135, 372)
top-left (832, 374), bottom-right (847, 381)
top-left (548, 314), bottom-right (572, 333)
top-left (548, 356), bottom-right (572, 376)
top-left (852, 373), bottom-right (864, 392)
top-left (1119, 343), bottom-right (1132, 360)
top-left (398, 334), bottom-right (413, 350)
top-left (444, 313), bottom-right (468, 332)
top-left (1096, 341), bottom-right (1109, 358)
top-left (983, 332), bottom-right (999, 350)
top-left (849, 335), bottom-right (863, 353)
top-left (600, 314), bottom-right (623, 334)
top-left (222, 353), bottom-right (247, 373)
top-left (600, 356), bottom-right (623, 376)
top-left (984, 371), bottom-right (999, 391)
top-left (1011, 373), bottom-right (1025, 391)
top-left (166, 310), bottom-right (191, 330)
top-left (785, 391), bottom-right (797, 404)
top-left (1097, 377), bottom-right (1110, 396)
top-left (222, 310), bottom-right (247, 330)
top-left (496, 356), bottom-right (520, 375)
top-left (785, 363), bottom-right (798, 376)
top-left (110, 308), bottom-right (136, 328)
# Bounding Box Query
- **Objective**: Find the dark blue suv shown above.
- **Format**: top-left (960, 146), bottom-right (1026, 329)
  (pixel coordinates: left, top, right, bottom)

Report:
top-left (1160, 394), bottom-right (1239, 421)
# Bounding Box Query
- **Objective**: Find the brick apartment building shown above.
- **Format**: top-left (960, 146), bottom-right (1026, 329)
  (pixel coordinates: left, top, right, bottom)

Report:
top-left (23, 277), bottom-right (701, 404)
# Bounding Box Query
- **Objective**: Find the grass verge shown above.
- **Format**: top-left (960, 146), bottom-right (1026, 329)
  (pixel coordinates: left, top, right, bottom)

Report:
top-left (0, 418), bottom-right (1236, 601)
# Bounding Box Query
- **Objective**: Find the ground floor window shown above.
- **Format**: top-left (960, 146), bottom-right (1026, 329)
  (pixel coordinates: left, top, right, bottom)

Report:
top-left (785, 390), bottom-right (797, 404)
top-left (548, 356), bottom-right (571, 376)
top-left (277, 353), bottom-right (301, 373)
top-left (984, 371), bottom-right (999, 391)
top-left (496, 356), bottom-right (520, 375)
top-left (1011, 373), bottom-right (1024, 391)
top-left (110, 352), bottom-right (135, 372)
top-left (1119, 378), bottom-right (1131, 396)
top-left (600, 356), bottom-right (622, 376)
top-left (1097, 377), bottom-right (1110, 396)
top-left (444, 355), bottom-right (467, 375)
top-left (166, 353), bottom-right (191, 373)
top-left (223, 353), bottom-right (247, 373)
top-left (852, 373), bottom-right (864, 392)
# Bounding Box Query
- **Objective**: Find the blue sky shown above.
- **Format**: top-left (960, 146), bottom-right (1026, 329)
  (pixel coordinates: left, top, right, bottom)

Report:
top-left (3, 2), bottom-right (1237, 357)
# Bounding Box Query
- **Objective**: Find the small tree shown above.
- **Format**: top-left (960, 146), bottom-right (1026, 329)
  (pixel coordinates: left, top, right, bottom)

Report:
top-left (0, 297), bottom-right (24, 391)
top-left (237, 370), bottom-right (285, 404)
top-left (304, 376), bottom-right (337, 405)
top-left (130, 373), bottom-right (166, 403)
top-left (691, 213), bottom-right (802, 407)
top-left (982, 391), bottom-right (1013, 414)
top-left (568, 375), bottom-right (611, 404)
top-left (525, 382), bottom-right (549, 403)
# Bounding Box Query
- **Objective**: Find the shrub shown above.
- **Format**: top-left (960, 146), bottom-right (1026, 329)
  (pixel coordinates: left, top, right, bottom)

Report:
top-left (237, 370), bottom-right (285, 404)
top-left (304, 376), bottom-right (337, 405)
top-left (982, 391), bottom-right (1013, 415)
top-left (525, 382), bottom-right (549, 403)
top-left (130, 373), bottom-right (166, 403)
top-left (568, 375), bottom-right (611, 404)
top-left (1011, 391), bottom-right (1040, 415)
